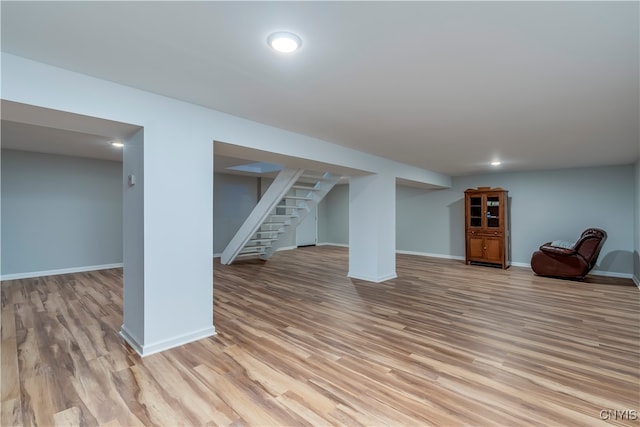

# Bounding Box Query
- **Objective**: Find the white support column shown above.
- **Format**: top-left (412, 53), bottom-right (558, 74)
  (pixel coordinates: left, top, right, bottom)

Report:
top-left (121, 124), bottom-right (216, 357)
top-left (121, 128), bottom-right (145, 349)
top-left (348, 173), bottom-right (397, 282)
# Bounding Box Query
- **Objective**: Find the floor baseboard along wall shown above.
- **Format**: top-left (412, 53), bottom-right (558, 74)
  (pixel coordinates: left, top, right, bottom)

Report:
top-left (213, 245), bottom-right (297, 259)
top-left (321, 244), bottom-right (635, 280)
top-left (120, 325), bottom-right (216, 357)
top-left (1, 263), bottom-right (124, 281)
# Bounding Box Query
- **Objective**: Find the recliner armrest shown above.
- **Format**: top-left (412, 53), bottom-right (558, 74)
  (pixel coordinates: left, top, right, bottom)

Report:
top-left (539, 244), bottom-right (577, 256)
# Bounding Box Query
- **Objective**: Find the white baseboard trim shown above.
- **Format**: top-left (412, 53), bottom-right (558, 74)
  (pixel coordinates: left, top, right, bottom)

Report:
top-left (217, 245), bottom-right (637, 282)
top-left (396, 249), bottom-right (465, 261)
top-left (318, 244), bottom-right (466, 262)
top-left (590, 269), bottom-right (633, 279)
top-left (510, 262), bottom-right (632, 279)
top-left (213, 245), bottom-right (298, 260)
top-left (348, 271), bottom-right (398, 283)
top-left (317, 242), bottom-right (349, 248)
top-left (1, 263), bottom-right (123, 281)
top-left (119, 325), bottom-right (144, 355)
top-left (120, 324), bottom-right (216, 357)
top-left (511, 261), bottom-right (531, 268)
top-left (394, 253), bottom-right (633, 279)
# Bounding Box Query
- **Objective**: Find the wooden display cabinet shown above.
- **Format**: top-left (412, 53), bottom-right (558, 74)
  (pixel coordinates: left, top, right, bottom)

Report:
top-left (464, 187), bottom-right (510, 269)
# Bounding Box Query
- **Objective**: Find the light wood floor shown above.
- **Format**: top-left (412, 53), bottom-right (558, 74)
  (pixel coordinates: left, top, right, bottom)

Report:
top-left (2, 246), bottom-right (639, 426)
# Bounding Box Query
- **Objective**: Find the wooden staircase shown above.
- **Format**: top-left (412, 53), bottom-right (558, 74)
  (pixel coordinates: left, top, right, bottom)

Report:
top-left (220, 168), bottom-right (340, 264)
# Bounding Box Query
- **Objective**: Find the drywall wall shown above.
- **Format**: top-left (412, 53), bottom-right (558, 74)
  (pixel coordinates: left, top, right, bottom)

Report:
top-left (317, 195), bottom-right (329, 244)
top-left (2, 53), bottom-right (216, 353)
top-left (0, 52), bottom-right (451, 354)
top-left (322, 165), bottom-right (635, 276)
top-left (213, 173), bottom-right (259, 254)
top-left (1, 149), bottom-right (122, 277)
top-left (349, 173), bottom-right (397, 282)
top-left (318, 184), bottom-right (349, 245)
top-left (397, 164), bottom-right (636, 275)
top-left (122, 129), bottom-right (145, 344)
top-left (396, 183), bottom-right (464, 259)
top-left (2, 53), bottom-right (452, 353)
top-left (634, 160), bottom-right (640, 283)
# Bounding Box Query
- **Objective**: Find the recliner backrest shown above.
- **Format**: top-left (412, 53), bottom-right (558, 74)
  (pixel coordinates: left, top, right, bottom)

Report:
top-left (574, 228), bottom-right (607, 270)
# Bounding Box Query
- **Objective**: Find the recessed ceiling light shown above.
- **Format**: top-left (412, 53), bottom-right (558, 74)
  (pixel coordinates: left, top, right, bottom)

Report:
top-left (111, 141), bottom-right (124, 148)
top-left (491, 161), bottom-right (502, 166)
top-left (267, 32), bottom-right (302, 53)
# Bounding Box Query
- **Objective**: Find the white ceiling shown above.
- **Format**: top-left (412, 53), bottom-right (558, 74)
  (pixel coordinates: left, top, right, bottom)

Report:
top-left (1, 1), bottom-right (638, 176)
top-left (1, 120), bottom-right (123, 162)
top-left (1, 100), bottom-right (141, 162)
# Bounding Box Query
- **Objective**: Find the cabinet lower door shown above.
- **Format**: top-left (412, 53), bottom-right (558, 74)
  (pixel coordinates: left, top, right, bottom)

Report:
top-left (468, 236), bottom-right (485, 259)
top-left (484, 237), bottom-right (502, 263)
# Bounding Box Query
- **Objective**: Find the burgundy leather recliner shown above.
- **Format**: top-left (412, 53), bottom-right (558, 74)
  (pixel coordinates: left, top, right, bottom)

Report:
top-left (531, 228), bottom-right (607, 280)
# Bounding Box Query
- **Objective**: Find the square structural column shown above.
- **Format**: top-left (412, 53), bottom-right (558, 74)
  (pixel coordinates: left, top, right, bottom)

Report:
top-left (348, 173), bottom-right (397, 282)
top-left (121, 125), bottom-right (215, 356)
top-left (121, 128), bottom-right (146, 351)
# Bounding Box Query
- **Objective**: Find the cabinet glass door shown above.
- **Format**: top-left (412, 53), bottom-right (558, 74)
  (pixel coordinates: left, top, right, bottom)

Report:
top-left (486, 196), bottom-right (500, 228)
top-left (469, 196), bottom-right (482, 227)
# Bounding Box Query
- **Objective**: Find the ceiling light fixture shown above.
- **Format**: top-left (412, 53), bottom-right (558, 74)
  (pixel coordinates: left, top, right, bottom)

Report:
top-left (267, 32), bottom-right (302, 53)
top-left (491, 161), bottom-right (502, 166)
top-left (111, 141), bottom-right (124, 148)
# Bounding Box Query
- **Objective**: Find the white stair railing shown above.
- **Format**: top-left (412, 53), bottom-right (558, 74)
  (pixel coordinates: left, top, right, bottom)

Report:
top-left (221, 169), bottom-right (341, 265)
top-left (220, 168), bottom-right (303, 264)
top-left (261, 172), bottom-right (340, 259)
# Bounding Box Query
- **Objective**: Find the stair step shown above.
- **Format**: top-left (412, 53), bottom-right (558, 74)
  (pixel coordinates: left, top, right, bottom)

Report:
top-left (291, 185), bottom-right (320, 191)
top-left (275, 205), bottom-right (306, 209)
top-left (259, 226), bottom-right (285, 232)
top-left (238, 251), bottom-right (265, 257)
top-left (262, 222), bottom-right (287, 227)
top-left (235, 253), bottom-right (263, 259)
top-left (283, 196), bottom-right (312, 201)
top-left (240, 246), bottom-right (268, 253)
top-left (221, 168), bottom-right (341, 265)
top-left (249, 238), bottom-right (276, 243)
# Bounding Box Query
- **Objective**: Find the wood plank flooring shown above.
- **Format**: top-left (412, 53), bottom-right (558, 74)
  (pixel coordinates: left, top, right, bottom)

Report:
top-left (2, 246), bottom-right (639, 426)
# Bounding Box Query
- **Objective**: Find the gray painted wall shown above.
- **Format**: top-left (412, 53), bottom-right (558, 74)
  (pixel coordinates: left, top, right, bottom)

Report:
top-left (1, 149), bottom-right (123, 276)
top-left (322, 165), bottom-right (636, 276)
top-left (398, 165), bottom-right (635, 275)
top-left (634, 161), bottom-right (640, 282)
top-left (318, 184), bottom-right (349, 245)
top-left (213, 173), bottom-right (259, 254)
top-left (317, 193), bottom-right (329, 243)
top-left (122, 129), bottom-right (145, 342)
